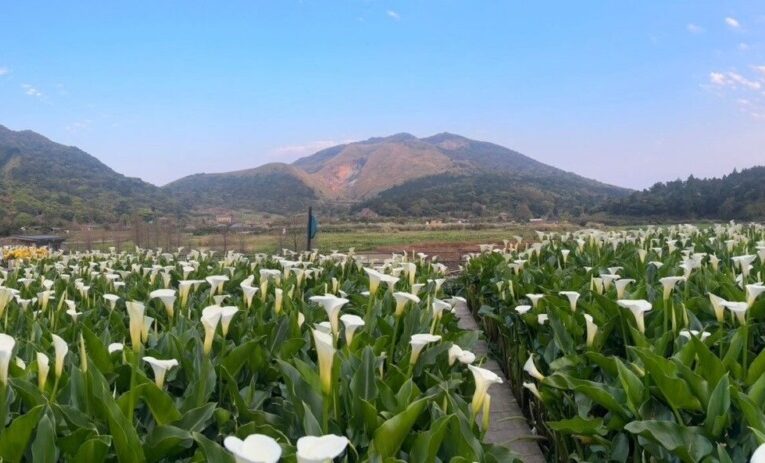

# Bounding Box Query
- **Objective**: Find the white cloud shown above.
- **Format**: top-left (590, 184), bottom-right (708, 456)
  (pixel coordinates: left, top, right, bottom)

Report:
top-left (728, 72), bottom-right (761, 90)
top-left (725, 17), bottom-right (740, 29)
top-left (21, 84), bottom-right (42, 97)
top-left (386, 10), bottom-right (400, 21)
top-left (686, 23), bottom-right (704, 34)
top-left (739, 42), bottom-right (750, 51)
top-left (709, 72), bottom-right (727, 85)
top-left (708, 67), bottom-right (765, 120)
top-left (0, 67), bottom-right (9, 76)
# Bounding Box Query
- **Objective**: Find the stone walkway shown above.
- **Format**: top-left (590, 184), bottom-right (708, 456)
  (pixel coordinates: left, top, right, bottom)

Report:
top-left (455, 303), bottom-right (545, 463)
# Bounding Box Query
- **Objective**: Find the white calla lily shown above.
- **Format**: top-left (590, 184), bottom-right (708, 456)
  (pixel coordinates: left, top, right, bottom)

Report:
top-left (617, 299), bottom-right (653, 334)
top-left (142, 356), bottom-right (179, 388)
top-left (0, 333), bottom-right (15, 386)
top-left (224, 434), bottom-right (282, 463)
top-left (296, 434), bottom-right (349, 463)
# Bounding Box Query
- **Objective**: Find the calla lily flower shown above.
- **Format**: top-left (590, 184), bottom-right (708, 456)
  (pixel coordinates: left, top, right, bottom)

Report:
top-left (312, 329), bottom-right (335, 395)
top-left (51, 334), bottom-right (68, 378)
top-left (393, 292), bottom-right (420, 317)
top-left (708, 293), bottom-right (727, 322)
top-left (751, 443), bottom-right (765, 463)
top-left (617, 299), bottom-right (653, 333)
top-left (431, 298), bottom-right (451, 320)
top-left (523, 355), bottom-right (545, 381)
top-left (614, 279), bottom-right (635, 299)
top-left (309, 294), bottom-right (349, 335)
top-left (584, 314), bottom-right (598, 346)
top-left (468, 364), bottom-right (503, 416)
top-left (746, 284), bottom-right (765, 308)
top-left (448, 344), bottom-right (476, 365)
top-left (515, 305), bottom-right (532, 315)
top-left (339, 314), bottom-right (365, 345)
top-left (723, 301), bottom-right (749, 325)
top-left (143, 356), bottom-right (179, 388)
top-left (224, 434), bottom-right (282, 463)
top-left (559, 291), bottom-right (580, 312)
top-left (363, 268), bottom-right (383, 295)
top-left (142, 316), bottom-right (154, 342)
top-left (0, 333), bottom-right (15, 386)
top-left (36, 352), bottom-right (49, 391)
top-left (241, 284), bottom-right (259, 309)
top-left (150, 289), bottom-right (177, 319)
top-left (36, 290), bottom-right (52, 311)
top-left (219, 306), bottom-right (239, 337)
top-left (526, 293), bottom-right (544, 308)
top-left (409, 333), bottom-right (441, 365)
top-left (274, 288), bottom-right (283, 314)
top-left (201, 306), bottom-right (223, 354)
top-left (108, 343), bottom-right (124, 354)
top-left (206, 275), bottom-right (229, 295)
top-left (659, 276), bottom-right (685, 300)
top-left (0, 287), bottom-right (14, 318)
top-left (126, 301), bottom-right (146, 351)
top-left (523, 381), bottom-right (542, 400)
top-left (178, 280), bottom-right (193, 307)
top-left (103, 294), bottom-right (120, 310)
top-left (296, 434), bottom-right (349, 463)
top-left (66, 308), bottom-right (81, 323)
top-left (679, 329), bottom-right (711, 341)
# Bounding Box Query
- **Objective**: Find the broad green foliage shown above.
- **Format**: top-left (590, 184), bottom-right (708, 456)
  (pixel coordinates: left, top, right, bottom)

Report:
top-left (0, 246), bottom-right (518, 462)
top-left (457, 223), bottom-right (765, 462)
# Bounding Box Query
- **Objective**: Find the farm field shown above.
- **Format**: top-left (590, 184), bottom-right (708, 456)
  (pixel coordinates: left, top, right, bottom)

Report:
top-left (0, 243), bottom-right (517, 462)
top-left (460, 223), bottom-right (765, 462)
top-left (65, 223), bottom-right (576, 256)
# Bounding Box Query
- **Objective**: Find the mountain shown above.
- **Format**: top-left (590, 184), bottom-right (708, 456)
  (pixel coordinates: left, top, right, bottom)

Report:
top-left (0, 125), bottom-right (176, 233)
top-left (0, 126), bottom-right (632, 231)
top-left (169, 132), bottom-right (629, 218)
top-left (164, 163), bottom-right (324, 213)
top-left (599, 166), bottom-right (765, 221)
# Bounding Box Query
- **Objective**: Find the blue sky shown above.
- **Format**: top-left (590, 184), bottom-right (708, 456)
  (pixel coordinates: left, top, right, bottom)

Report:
top-left (0, 1), bottom-right (763, 189)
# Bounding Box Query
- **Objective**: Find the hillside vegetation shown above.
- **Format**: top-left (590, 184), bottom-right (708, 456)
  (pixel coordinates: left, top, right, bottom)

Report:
top-left (600, 166), bottom-right (765, 220)
top-left (0, 125), bottom-right (177, 234)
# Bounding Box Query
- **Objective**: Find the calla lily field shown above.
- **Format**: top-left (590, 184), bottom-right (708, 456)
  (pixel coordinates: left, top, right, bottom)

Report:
top-left (461, 223), bottom-right (765, 462)
top-left (0, 245), bottom-right (516, 462)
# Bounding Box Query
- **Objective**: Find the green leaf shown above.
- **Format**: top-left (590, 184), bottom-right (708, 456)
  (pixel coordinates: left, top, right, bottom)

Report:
top-left (174, 403), bottom-right (216, 432)
top-left (410, 414), bottom-right (454, 462)
top-left (372, 396), bottom-right (430, 458)
top-left (82, 324), bottom-right (114, 375)
top-left (31, 413), bottom-right (57, 463)
top-left (144, 425), bottom-right (193, 463)
top-left (631, 348), bottom-right (701, 411)
top-left (192, 432), bottom-right (234, 462)
top-left (547, 416), bottom-right (607, 436)
top-left (88, 366), bottom-right (146, 463)
top-left (302, 401), bottom-right (323, 436)
top-left (351, 346), bottom-right (378, 402)
top-left (705, 374), bottom-right (730, 438)
top-left (615, 358), bottom-right (645, 415)
top-left (0, 404), bottom-right (45, 463)
top-left (72, 436), bottom-right (112, 463)
top-left (624, 420), bottom-right (713, 463)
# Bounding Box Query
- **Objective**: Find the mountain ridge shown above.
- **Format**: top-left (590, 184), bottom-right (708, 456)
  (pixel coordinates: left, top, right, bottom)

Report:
top-left (0, 125), bottom-right (633, 230)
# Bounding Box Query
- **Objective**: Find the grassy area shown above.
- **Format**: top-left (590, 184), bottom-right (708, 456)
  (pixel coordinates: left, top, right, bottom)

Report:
top-left (64, 222), bottom-right (578, 255)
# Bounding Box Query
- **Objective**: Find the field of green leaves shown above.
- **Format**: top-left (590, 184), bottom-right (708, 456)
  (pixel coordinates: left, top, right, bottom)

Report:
top-left (459, 223), bottom-right (765, 462)
top-left (0, 246), bottom-right (517, 462)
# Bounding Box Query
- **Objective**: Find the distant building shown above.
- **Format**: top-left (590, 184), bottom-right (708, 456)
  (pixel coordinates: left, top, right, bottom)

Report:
top-left (7, 235), bottom-right (67, 250)
top-left (216, 215), bottom-right (233, 225)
